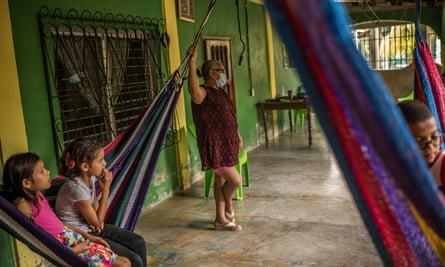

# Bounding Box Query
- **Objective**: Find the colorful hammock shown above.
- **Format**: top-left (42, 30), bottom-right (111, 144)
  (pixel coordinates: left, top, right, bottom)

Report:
top-left (0, 1), bottom-right (216, 265)
top-left (413, 0), bottom-right (445, 141)
top-left (103, 0), bottom-right (215, 231)
top-left (102, 69), bottom-right (182, 230)
top-left (264, 0), bottom-right (445, 266)
top-left (0, 194), bottom-right (86, 266)
top-left (0, 59), bottom-right (184, 267)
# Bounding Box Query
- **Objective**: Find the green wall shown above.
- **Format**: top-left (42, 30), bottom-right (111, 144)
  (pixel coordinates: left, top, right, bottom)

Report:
top-left (3, 2), bottom-right (287, 262)
top-left (177, 2), bottom-right (291, 181)
top-left (8, 0), bottom-right (165, 173)
top-left (5, 0), bottom-right (288, 260)
top-left (6, 1), bottom-right (442, 266)
top-left (3, 0), bottom-right (178, 265)
top-left (272, 31), bottom-right (301, 97)
top-left (7, 0), bottom-right (180, 206)
top-left (5, 0), bottom-right (278, 245)
top-left (0, 231), bottom-right (14, 266)
top-left (272, 30), bottom-right (302, 130)
top-left (5, 0), bottom-right (178, 218)
top-left (7, 0), bottom-right (443, 209)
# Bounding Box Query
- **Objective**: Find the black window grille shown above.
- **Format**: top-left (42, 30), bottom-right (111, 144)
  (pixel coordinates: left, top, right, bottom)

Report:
top-left (39, 7), bottom-right (168, 155)
top-left (351, 22), bottom-right (441, 70)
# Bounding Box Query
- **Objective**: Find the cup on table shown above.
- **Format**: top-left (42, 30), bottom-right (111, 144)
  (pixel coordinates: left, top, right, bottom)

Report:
top-left (287, 89), bottom-right (293, 100)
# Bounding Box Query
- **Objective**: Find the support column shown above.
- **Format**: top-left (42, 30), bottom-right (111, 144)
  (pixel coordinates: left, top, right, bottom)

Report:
top-left (0, 0), bottom-right (34, 266)
top-left (162, 0), bottom-right (191, 189)
top-left (265, 8), bottom-right (279, 138)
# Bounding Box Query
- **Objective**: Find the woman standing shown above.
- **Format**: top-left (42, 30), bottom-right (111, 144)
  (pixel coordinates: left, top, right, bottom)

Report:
top-left (187, 45), bottom-right (242, 231)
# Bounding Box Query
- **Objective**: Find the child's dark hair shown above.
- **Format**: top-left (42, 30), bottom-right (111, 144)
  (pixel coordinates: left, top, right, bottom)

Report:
top-left (59, 137), bottom-right (103, 178)
top-left (2, 152), bottom-right (40, 206)
top-left (398, 99), bottom-right (433, 124)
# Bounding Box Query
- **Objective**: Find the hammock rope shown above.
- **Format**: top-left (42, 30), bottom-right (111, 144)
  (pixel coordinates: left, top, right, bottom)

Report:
top-left (0, 0), bottom-right (216, 265)
top-left (264, 0), bottom-right (445, 266)
top-left (413, 0), bottom-right (445, 139)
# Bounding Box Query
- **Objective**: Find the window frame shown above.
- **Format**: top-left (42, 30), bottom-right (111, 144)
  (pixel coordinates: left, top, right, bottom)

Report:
top-left (40, 7), bottom-right (167, 156)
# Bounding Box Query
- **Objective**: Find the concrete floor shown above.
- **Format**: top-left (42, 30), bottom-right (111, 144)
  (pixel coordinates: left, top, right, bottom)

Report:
top-left (135, 123), bottom-right (383, 266)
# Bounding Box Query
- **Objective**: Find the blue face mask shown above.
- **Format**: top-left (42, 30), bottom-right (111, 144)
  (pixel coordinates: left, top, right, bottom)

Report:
top-left (216, 73), bottom-right (227, 88)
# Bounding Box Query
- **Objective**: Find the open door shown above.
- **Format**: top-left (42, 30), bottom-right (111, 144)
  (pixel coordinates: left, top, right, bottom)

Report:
top-left (202, 36), bottom-right (236, 110)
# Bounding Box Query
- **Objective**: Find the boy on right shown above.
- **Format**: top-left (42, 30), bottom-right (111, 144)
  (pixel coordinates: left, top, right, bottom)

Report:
top-left (398, 99), bottom-right (444, 190)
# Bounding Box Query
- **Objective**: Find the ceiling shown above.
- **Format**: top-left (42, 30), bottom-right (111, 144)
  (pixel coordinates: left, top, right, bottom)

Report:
top-left (337, 0), bottom-right (443, 14)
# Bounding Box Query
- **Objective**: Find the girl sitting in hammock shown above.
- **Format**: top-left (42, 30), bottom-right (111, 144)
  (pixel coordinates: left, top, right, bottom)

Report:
top-left (1, 152), bottom-right (131, 267)
top-left (55, 137), bottom-right (147, 267)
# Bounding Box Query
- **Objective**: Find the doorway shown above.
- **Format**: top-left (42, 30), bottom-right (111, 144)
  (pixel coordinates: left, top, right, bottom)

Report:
top-left (202, 36), bottom-right (236, 109)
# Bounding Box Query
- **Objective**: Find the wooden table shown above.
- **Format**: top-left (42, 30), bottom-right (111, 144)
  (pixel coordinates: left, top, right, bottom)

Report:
top-left (258, 99), bottom-right (312, 147)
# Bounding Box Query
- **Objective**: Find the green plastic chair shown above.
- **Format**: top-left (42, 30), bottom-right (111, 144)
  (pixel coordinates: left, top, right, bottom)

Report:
top-left (397, 90), bottom-right (414, 103)
top-left (188, 123), bottom-right (250, 200)
top-left (293, 109), bottom-right (308, 131)
top-left (280, 98), bottom-right (309, 131)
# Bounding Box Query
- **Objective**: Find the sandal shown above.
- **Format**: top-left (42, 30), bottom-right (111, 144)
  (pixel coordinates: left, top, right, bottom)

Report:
top-left (225, 211), bottom-right (236, 223)
top-left (214, 220), bottom-right (242, 231)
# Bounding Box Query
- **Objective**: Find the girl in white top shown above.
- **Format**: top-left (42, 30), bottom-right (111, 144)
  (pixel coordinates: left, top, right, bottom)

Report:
top-left (55, 137), bottom-right (147, 267)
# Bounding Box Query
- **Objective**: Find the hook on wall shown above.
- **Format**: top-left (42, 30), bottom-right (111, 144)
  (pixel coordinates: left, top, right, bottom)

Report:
top-left (161, 32), bottom-right (170, 48)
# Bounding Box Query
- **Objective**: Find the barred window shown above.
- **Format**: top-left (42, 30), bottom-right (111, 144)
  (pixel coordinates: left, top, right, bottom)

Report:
top-left (352, 22), bottom-right (441, 70)
top-left (40, 7), bottom-right (167, 154)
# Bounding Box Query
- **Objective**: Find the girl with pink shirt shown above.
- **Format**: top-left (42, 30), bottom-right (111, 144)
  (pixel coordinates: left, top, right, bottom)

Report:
top-left (1, 152), bottom-right (130, 267)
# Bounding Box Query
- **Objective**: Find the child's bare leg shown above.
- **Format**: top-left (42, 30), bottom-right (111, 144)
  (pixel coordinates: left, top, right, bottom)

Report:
top-left (113, 256), bottom-right (131, 267)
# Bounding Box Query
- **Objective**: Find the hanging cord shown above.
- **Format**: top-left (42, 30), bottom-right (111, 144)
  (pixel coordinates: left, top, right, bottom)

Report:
top-left (236, 0), bottom-right (246, 66)
top-left (168, 0), bottom-right (216, 146)
top-left (415, 0), bottom-right (423, 42)
top-left (244, 0), bottom-right (254, 96)
top-left (365, 0), bottom-right (381, 24)
top-left (163, 109), bottom-right (182, 148)
top-left (179, 0), bottom-right (217, 77)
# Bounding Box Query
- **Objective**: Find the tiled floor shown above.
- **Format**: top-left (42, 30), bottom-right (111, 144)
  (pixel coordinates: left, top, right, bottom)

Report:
top-left (135, 123), bottom-right (383, 266)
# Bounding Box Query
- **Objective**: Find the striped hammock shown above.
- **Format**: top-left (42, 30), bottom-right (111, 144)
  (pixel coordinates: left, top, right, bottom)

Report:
top-left (0, 69), bottom-right (183, 266)
top-left (264, 0), bottom-right (445, 266)
top-left (103, 70), bottom-right (182, 231)
top-left (0, 194), bottom-right (87, 266)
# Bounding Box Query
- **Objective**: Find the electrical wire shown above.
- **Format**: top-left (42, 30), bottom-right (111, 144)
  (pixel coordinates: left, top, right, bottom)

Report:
top-left (244, 0), bottom-right (253, 94)
top-left (236, 0), bottom-right (246, 66)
